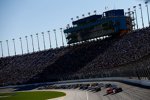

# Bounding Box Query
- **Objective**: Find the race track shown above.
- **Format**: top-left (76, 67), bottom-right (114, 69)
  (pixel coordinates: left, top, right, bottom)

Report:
top-left (0, 81), bottom-right (149, 100)
top-left (49, 82), bottom-right (150, 100)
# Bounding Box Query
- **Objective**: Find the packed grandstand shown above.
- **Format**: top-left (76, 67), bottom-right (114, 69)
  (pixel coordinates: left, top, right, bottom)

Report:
top-left (0, 27), bottom-right (150, 86)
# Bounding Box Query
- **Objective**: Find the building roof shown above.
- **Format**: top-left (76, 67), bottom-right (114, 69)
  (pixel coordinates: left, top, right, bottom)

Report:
top-left (104, 9), bottom-right (124, 17)
top-left (72, 15), bottom-right (102, 25)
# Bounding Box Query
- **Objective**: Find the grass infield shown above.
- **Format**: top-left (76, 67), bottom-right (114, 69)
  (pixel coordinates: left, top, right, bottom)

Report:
top-left (0, 91), bottom-right (66, 100)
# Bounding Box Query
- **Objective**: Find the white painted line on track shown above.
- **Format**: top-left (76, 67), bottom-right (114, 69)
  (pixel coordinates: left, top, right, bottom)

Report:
top-left (86, 91), bottom-right (89, 100)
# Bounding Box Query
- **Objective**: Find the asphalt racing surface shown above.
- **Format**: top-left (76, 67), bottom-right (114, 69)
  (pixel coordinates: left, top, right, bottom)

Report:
top-left (0, 82), bottom-right (149, 100)
top-left (49, 82), bottom-right (150, 100)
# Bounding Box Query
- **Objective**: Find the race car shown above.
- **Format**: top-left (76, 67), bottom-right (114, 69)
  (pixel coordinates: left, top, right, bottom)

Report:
top-left (106, 87), bottom-right (113, 94)
top-left (113, 87), bottom-right (123, 93)
top-left (105, 84), bottom-right (112, 88)
top-left (106, 87), bottom-right (123, 94)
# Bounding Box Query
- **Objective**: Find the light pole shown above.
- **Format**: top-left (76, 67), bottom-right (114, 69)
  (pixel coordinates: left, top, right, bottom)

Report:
top-left (42, 32), bottom-right (46, 50)
top-left (47, 31), bottom-right (52, 49)
top-left (36, 33), bottom-right (40, 51)
top-left (6, 40), bottom-right (10, 56)
top-left (94, 10), bottom-right (97, 15)
top-left (30, 35), bottom-right (34, 52)
top-left (133, 6), bottom-right (138, 29)
top-left (19, 37), bottom-right (23, 55)
top-left (132, 11), bottom-right (136, 30)
top-left (25, 36), bottom-right (29, 53)
top-left (139, 4), bottom-right (144, 28)
top-left (0, 41), bottom-right (3, 57)
top-left (128, 8), bottom-right (131, 17)
top-left (145, 1), bottom-right (150, 26)
top-left (82, 14), bottom-right (85, 18)
top-left (12, 38), bottom-right (16, 55)
top-left (71, 18), bottom-right (74, 27)
top-left (53, 29), bottom-right (58, 48)
top-left (71, 18), bottom-right (73, 21)
top-left (60, 28), bottom-right (64, 47)
top-left (67, 24), bottom-right (70, 29)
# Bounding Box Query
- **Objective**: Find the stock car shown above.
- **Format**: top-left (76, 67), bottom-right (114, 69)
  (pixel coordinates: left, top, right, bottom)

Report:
top-left (94, 86), bottom-right (101, 92)
top-left (113, 87), bottom-right (123, 93)
top-left (105, 84), bottom-right (112, 88)
top-left (106, 87), bottom-right (114, 94)
top-left (106, 86), bottom-right (123, 94)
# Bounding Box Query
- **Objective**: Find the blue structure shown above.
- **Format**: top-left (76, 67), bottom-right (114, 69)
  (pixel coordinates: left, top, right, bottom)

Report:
top-left (64, 9), bottom-right (133, 44)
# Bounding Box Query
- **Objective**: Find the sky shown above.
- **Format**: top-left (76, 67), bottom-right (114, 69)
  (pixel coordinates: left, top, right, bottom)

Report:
top-left (0, 0), bottom-right (149, 57)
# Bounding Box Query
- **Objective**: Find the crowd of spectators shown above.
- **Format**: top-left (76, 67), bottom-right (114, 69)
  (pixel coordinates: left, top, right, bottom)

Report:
top-left (74, 27), bottom-right (150, 79)
top-left (28, 37), bottom-right (116, 83)
top-left (0, 48), bottom-right (68, 85)
top-left (0, 27), bottom-right (150, 86)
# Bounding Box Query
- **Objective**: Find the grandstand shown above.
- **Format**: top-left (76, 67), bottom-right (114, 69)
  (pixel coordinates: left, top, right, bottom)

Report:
top-left (1, 0), bottom-right (150, 99)
top-left (64, 9), bottom-right (133, 44)
top-left (0, 26), bottom-right (150, 86)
